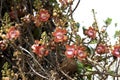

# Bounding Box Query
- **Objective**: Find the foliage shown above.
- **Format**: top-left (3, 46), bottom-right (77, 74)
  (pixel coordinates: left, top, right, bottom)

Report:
top-left (0, 0), bottom-right (120, 80)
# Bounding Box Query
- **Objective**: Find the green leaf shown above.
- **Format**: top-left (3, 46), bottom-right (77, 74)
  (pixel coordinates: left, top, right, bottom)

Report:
top-left (40, 31), bottom-right (49, 44)
top-left (102, 32), bottom-right (108, 37)
top-left (108, 70), bottom-right (115, 75)
top-left (2, 62), bottom-right (10, 70)
top-left (114, 30), bottom-right (120, 38)
top-left (77, 61), bottom-right (84, 73)
top-left (86, 65), bottom-right (92, 71)
top-left (41, 31), bottom-right (47, 39)
top-left (104, 17), bottom-right (112, 26)
top-left (75, 35), bottom-right (81, 43)
top-left (87, 75), bottom-right (92, 80)
top-left (86, 45), bottom-right (95, 55)
top-left (90, 39), bottom-right (97, 44)
top-left (85, 64), bottom-right (92, 80)
top-left (3, 12), bottom-right (10, 21)
top-left (82, 26), bottom-right (87, 35)
top-left (75, 22), bottom-right (80, 28)
top-left (115, 23), bottom-right (118, 27)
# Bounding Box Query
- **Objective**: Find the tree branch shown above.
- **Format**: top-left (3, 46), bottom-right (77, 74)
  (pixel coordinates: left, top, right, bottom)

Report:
top-left (68, 0), bottom-right (81, 16)
top-left (27, 61), bottom-right (49, 80)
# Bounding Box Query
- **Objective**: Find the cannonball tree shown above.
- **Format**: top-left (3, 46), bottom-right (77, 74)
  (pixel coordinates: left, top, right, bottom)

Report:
top-left (0, 0), bottom-right (120, 80)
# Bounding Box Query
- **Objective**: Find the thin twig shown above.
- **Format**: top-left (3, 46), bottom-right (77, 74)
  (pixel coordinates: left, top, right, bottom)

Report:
top-left (81, 70), bottom-right (120, 77)
top-left (92, 9), bottom-right (98, 28)
top-left (59, 70), bottom-right (73, 80)
top-left (92, 9), bottom-right (101, 43)
top-left (68, 0), bottom-right (81, 16)
top-left (87, 57), bottom-right (104, 78)
top-left (19, 46), bottom-right (48, 74)
top-left (18, 62), bottom-right (27, 80)
top-left (27, 61), bottom-right (49, 80)
top-left (108, 58), bottom-right (116, 70)
top-left (87, 57), bottom-right (120, 78)
top-left (87, 57), bottom-right (104, 71)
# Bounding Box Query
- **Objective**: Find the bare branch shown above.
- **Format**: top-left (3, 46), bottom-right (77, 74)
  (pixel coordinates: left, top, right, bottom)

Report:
top-left (68, 0), bottom-right (81, 16)
top-left (27, 62), bottom-right (49, 80)
top-left (19, 46), bottom-right (48, 75)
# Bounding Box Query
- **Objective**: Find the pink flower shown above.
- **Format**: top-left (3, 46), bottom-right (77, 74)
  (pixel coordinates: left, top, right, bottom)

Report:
top-left (77, 46), bottom-right (87, 60)
top-left (38, 9), bottom-right (50, 22)
top-left (96, 43), bottom-right (109, 54)
top-left (52, 27), bottom-right (67, 43)
top-left (31, 41), bottom-right (49, 57)
top-left (85, 27), bottom-right (96, 39)
top-left (112, 45), bottom-right (120, 58)
top-left (65, 45), bottom-right (77, 58)
top-left (65, 45), bottom-right (88, 59)
top-left (6, 27), bottom-right (20, 40)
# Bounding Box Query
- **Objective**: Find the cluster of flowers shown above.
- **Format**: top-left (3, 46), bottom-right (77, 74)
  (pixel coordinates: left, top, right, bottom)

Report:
top-left (1, 25), bottom-right (120, 60)
top-left (34, 9), bottom-right (50, 27)
top-left (1, 7), bottom-right (120, 61)
top-left (0, 26), bottom-right (20, 50)
top-left (31, 38), bottom-right (88, 61)
top-left (30, 25), bottom-right (120, 60)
